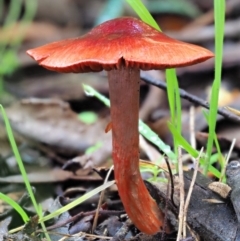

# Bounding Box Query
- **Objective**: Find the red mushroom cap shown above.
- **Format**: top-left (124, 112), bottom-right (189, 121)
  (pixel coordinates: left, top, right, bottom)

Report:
top-left (27, 17), bottom-right (213, 73)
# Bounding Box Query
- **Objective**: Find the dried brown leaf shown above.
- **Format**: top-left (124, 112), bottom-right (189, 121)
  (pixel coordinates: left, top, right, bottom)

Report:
top-left (3, 98), bottom-right (108, 153)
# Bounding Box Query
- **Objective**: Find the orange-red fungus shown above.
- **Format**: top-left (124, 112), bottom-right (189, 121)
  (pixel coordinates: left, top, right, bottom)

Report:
top-left (27, 17), bottom-right (213, 234)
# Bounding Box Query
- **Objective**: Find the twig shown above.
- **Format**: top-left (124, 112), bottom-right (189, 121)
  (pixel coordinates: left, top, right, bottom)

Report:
top-left (92, 165), bottom-right (114, 232)
top-left (177, 147), bottom-right (184, 241)
top-left (57, 231), bottom-right (112, 240)
top-left (165, 157), bottom-right (177, 208)
top-left (140, 73), bottom-right (240, 123)
top-left (183, 148), bottom-right (202, 238)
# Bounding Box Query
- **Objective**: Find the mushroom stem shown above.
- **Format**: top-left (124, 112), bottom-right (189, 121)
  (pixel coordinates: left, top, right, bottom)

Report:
top-left (108, 66), bottom-right (165, 234)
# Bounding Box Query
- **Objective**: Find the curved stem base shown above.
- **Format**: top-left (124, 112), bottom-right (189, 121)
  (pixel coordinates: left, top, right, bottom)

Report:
top-left (108, 67), bottom-right (165, 234)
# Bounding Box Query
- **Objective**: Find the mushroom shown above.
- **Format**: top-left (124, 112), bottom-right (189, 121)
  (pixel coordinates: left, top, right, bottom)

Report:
top-left (27, 17), bottom-right (213, 234)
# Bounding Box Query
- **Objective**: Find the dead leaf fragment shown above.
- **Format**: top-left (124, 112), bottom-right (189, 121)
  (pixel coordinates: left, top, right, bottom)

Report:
top-left (3, 98), bottom-right (109, 153)
top-left (208, 182), bottom-right (231, 199)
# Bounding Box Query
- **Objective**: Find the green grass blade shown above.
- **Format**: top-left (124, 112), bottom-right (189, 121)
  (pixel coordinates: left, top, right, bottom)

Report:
top-left (0, 105), bottom-right (50, 240)
top-left (166, 71), bottom-right (176, 123)
top-left (0, 192), bottom-right (29, 223)
top-left (125, 0), bottom-right (160, 30)
top-left (83, 84), bottom-right (110, 106)
top-left (166, 69), bottom-right (182, 156)
top-left (38, 205), bottom-right (51, 241)
top-left (0, 105), bottom-right (39, 212)
top-left (40, 180), bottom-right (115, 222)
top-left (139, 120), bottom-right (176, 160)
top-left (168, 122), bottom-right (199, 157)
top-left (213, 133), bottom-right (224, 167)
top-left (173, 75), bottom-right (182, 134)
top-left (168, 122), bottom-right (221, 178)
top-left (205, 0), bottom-right (225, 174)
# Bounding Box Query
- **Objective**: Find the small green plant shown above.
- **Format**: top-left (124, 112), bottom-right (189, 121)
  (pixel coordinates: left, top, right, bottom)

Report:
top-left (139, 159), bottom-right (168, 182)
